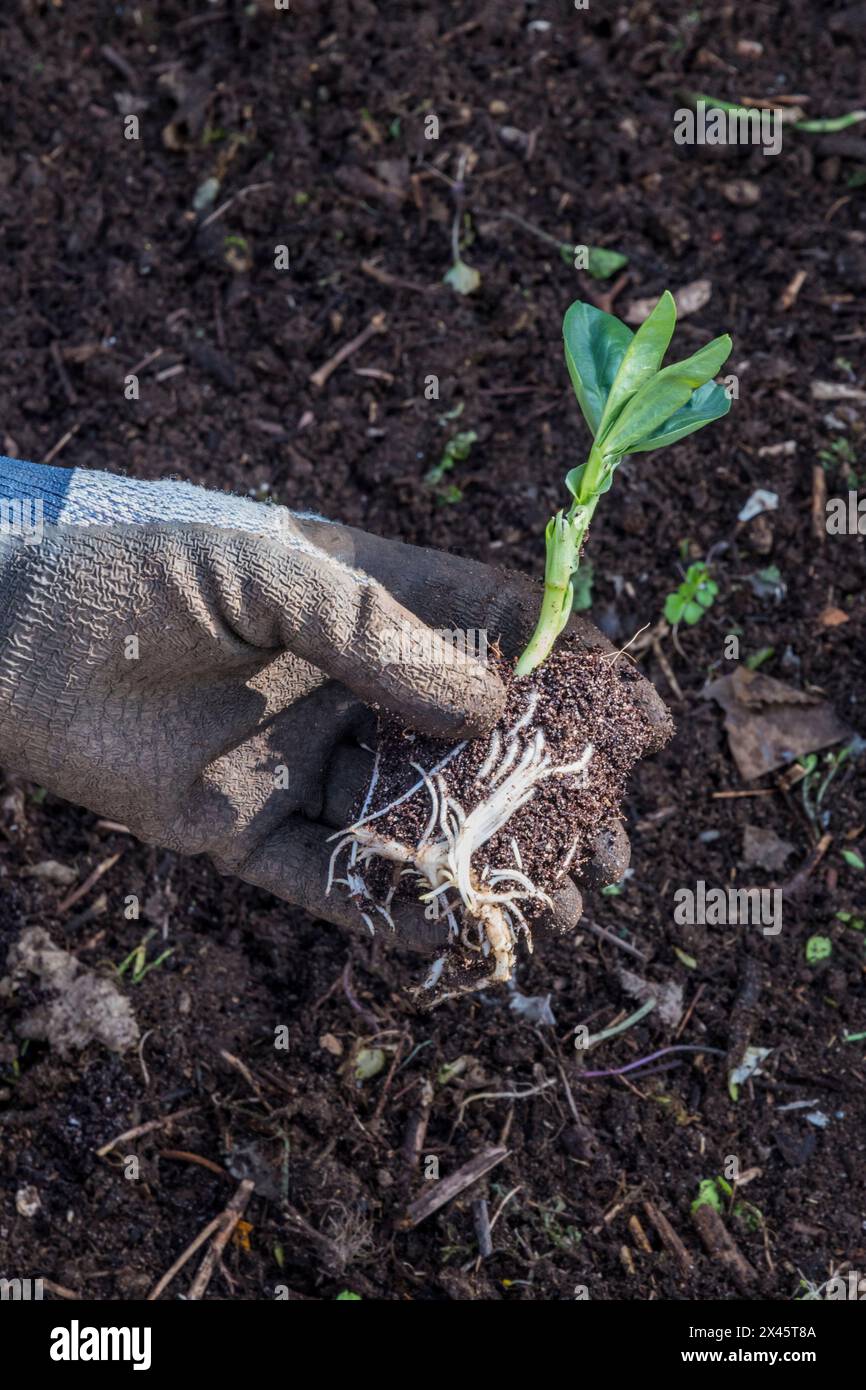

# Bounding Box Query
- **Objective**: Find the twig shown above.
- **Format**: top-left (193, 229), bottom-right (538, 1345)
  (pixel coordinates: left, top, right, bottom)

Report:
top-left (42, 1277), bottom-right (84, 1300)
top-left (782, 831), bottom-right (832, 897)
top-left (50, 342), bottom-right (78, 405)
top-left (147, 1215), bottom-right (223, 1301)
top-left (489, 1184), bottom-right (521, 1231)
top-left (96, 1106), bottom-right (201, 1157)
top-left (187, 1178), bottom-right (255, 1300)
top-left (309, 312), bottom-right (387, 390)
top-left (401, 1078), bottom-right (434, 1168)
top-left (643, 1201), bottom-right (693, 1273)
top-left (371, 1032), bottom-right (407, 1124)
top-left (675, 982), bottom-right (706, 1039)
top-left (777, 269), bottom-right (807, 312)
top-left (360, 259), bottom-right (432, 295)
top-left (691, 1203), bottom-right (757, 1287)
top-left (100, 43), bottom-right (138, 87)
top-left (651, 635), bottom-right (685, 702)
top-left (56, 852), bottom-right (122, 914)
top-left (398, 1147), bottom-right (509, 1229)
top-left (583, 919), bottom-right (648, 961)
top-left (42, 423), bottom-right (80, 465)
top-left (159, 1149), bottom-right (229, 1179)
top-left (198, 181), bottom-right (273, 231)
top-left (220, 1048), bottom-right (264, 1100)
top-left (811, 464), bottom-right (827, 544)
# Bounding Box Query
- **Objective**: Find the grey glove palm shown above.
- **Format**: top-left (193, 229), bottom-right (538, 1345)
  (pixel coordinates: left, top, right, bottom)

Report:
top-left (0, 500), bottom-right (669, 950)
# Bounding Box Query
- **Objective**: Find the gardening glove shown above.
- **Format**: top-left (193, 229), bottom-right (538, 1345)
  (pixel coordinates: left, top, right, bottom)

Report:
top-left (0, 459), bottom-right (669, 953)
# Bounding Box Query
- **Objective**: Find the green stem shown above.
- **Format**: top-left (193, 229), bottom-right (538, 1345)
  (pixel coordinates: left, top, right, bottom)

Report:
top-left (515, 445), bottom-right (610, 678)
top-left (515, 500), bottom-right (592, 677)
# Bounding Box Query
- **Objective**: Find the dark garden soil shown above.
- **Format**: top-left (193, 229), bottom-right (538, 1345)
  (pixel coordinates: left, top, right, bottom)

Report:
top-left (1, 0), bottom-right (865, 1301)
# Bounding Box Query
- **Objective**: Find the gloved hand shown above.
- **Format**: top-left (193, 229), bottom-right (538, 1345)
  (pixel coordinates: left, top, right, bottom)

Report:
top-left (0, 478), bottom-right (669, 951)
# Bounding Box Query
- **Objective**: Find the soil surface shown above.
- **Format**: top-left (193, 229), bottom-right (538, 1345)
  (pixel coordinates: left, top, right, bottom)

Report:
top-left (1, 1), bottom-right (865, 1302)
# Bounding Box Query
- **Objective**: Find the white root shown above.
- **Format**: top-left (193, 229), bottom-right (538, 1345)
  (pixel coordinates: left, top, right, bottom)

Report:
top-left (326, 692), bottom-right (594, 991)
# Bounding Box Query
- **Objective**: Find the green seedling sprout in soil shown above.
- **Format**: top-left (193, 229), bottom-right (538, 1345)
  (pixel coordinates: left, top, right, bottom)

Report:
top-left (425, 429), bottom-right (477, 504)
top-left (684, 92), bottom-right (866, 135)
top-left (329, 292), bottom-right (731, 992)
top-left (797, 738), bottom-right (864, 833)
top-left (116, 929), bottom-right (174, 985)
top-left (663, 560), bottom-right (719, 628)
top-left (515, 290), bottom-right (732, 675)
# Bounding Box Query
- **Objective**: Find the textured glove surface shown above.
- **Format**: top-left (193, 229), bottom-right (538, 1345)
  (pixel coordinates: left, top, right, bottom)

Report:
top-left (0, 507), bottom-right (670, 950)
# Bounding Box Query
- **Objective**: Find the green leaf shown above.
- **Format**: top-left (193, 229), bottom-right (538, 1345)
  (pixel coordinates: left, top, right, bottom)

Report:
top-left (691, 1179), bottom-right (722, 1214)
top-left (745, 646), bottom-right (775, 671)
top-left (597, 290), bottom-right (678, 441)
top-left (664, 592), bottom-right (686, 624)
top-left (805, 934), bottom-right (832, 963)
top-left (602, 334), bottom-right (733, 459)
top-left (336, 1290), bottom-right (362, 1300)
top-left (586, 247), bottom-right (629, 280)
top-left (794, 110), bottom-right (866, 133)
top-left (627, 380), bottom-right (732, 454)
top-left (683, 600), bottom-right (705, 624)
top-left (564, 458), bottom-right (616, 500)
top-left (562, 300), bottom-right (634, 436)
top-left (842, 849), bottom-right (865, 870)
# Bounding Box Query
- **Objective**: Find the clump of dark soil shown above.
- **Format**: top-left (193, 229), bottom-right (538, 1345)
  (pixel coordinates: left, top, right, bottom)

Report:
top-left (346, 641), bottom-right (671, 993)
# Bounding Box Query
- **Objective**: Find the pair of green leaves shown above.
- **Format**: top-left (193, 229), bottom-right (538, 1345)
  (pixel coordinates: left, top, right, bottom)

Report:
top-left (664, 561), bottom-right (719, 626)
top-left (563, 291), bottom-right (732, 504)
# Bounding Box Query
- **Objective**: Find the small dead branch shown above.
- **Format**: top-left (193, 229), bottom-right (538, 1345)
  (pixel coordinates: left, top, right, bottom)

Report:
top-left (159, 1149), bottom-right (229, 1180)
top-left (187, 1178), bottom-right (255, 1300)
top-left (57, 852), bottom-right (123, 914)
top-left (691, 1203), bottom-right (757, 1288)
top-left (811, 463), bottom-right (827, 543)
top-left (309, 312), bottom-right (387, 390)
top-left (360, 258), bottom-right (432, 294)
top-left (95, 1105), bottom-right (201, 1157)
top-left (777, 269), bottom-right (807, 311)
top-left (42, 423), bottom-right (80, 466)
top-left (147, 1215), bottom-right (223, 1301)
top-left (782, 831), bottom-right (833, 897)
top-left (42, 1277), bottom-right (84, 1300)
top-left (651, 634), bottom-right (685, 702)
top-left (583, 918), bottom-right (648, 961)
top-left (643, 1201), bottom-right (694, 1274)
top-left (50, 341), bottom-right (78, 405)
top-left (401, 1077), bottom-right (434, 1168)
top-left (629, 1213), bottom-right (653, 1255)
top-left (398, 1146), bottom-right (509, 1230)
top-left (198, 181), bottom-right (273, 231)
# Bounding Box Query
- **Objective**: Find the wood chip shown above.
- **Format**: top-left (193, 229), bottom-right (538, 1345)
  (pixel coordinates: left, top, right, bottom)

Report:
top-left (397, 1146), bottom-right (508, 1229)
top-left (691, 1203), bottom-right (757, 1287)
top-left (643, 1201), bottom-right (694, 1273)
top-left (777, 269), bottom-right (807, 311)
